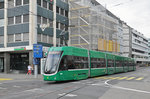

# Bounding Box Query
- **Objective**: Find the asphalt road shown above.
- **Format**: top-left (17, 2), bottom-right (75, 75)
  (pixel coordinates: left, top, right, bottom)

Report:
top-left (1, 67), bottom-right (150, 99)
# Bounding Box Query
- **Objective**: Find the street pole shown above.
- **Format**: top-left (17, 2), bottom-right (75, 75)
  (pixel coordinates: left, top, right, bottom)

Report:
top-left (34, 64), bottom-right (38, 78)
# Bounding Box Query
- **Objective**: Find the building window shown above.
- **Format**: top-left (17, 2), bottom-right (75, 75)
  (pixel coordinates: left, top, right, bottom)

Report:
top-left (65, 25), bottom-right (68, 31)
top-left (0, 19), bottom-right (4, 27)
top-left (37, 15), bottom-right (41, 24)
top-left (56, 38), bottom-right (59, 45)
top-left (42, 17), bottom-right (47, 24)
top-left (65, 10), bottom-right (68, 17)
top-left (0, 36), bottom-right (4, 44)
top-left (23, 0), bottom-right (29, 5)
top-left (16, 0), bottom-right (22, 6)
top-left (8, 34), bottom-right (14, 43)
top-left (0, 2), bottom-right (4, 9)
top-left (43, 0), bottom-right (47, 9)
top-left (49, 3), bottom-right (53, 11)
top-left (48, 19), bottom-right (53, 27)
top-left (37, 34), bottom-right (41, 42)
top-left (56, 22), bottom-right (59, 29)
top-left (37, 0), bottom-right (41, 6)
top-left (56, 6), bottom-right (59, 14)
top-left (61, 8), bottom-right (64, 16)
top-left (23, 14), bottom-right (29, 23)
top-left (15, 15), bottom-right (22, 24)
top-left (8, 0), bottom-right (14, 8)
top-left (23, 33), bottom-right (29, 41)
top-left (43, 34), bottom-right (47, 43)
top-left (48, 36), bottom-right (53, 44)
top-left (60, 23), bottom-right (64, 30)
top-left (8, 17), bottom-right (14, 25)
top-left (15, 33), bottom-right (21, 42)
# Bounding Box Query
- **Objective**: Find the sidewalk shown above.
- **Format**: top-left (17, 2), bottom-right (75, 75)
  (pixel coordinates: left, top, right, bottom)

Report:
top-left (0, 73), bottom-right (43, 80)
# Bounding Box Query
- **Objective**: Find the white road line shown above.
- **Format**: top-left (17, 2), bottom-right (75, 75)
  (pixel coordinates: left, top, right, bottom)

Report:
top-left (105, 80), bottom-right (150, 94)
top-left (24, 88), bottom-right (44, 92)
top-left (13, 85), bottom-right (21, 88)
top-left (0, 87), bottom-right (7, 89)
top-left (58, 93), bottom-right (77, 97)
top-left (72, 82), bottom-right (81, 84)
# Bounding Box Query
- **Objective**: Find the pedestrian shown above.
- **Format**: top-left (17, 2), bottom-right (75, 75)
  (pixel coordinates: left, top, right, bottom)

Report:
top-left (31, 64), bottom-right (34, 75)
top-left (27, 64), bottom-right (32, 75)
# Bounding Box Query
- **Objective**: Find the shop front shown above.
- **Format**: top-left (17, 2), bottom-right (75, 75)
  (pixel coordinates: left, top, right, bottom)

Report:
top-left (0, 58), bottom-right (4, 72)
top-left (10, 53), bottom-right (29, 73)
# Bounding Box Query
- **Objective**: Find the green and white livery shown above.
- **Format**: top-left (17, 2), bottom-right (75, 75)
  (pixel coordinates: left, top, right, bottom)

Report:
top-left (43, 46), bottom-right (136, 81)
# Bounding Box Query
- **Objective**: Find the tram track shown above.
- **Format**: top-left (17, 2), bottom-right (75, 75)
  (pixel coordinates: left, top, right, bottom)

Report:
top-left (33, 80), bottom-right (98, 99)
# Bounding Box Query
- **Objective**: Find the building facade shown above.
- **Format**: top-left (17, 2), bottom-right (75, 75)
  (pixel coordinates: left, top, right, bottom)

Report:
top-left (69, 0), bottom-right (123, 54)
top-left (122, 23), bottom-right (132, 57)
top-left (148, 38), bottom-right (150, 57)
top-left (0, 0), bottom-right (69, 73)
top-left (131, 29), bottom-right (149, 64)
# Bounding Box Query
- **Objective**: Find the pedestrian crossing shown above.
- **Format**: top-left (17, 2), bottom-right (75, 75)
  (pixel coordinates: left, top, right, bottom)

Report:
top-left (95, 76), bottom-right (144, 81)
top-left (0, 78), bottom-right (12, 81)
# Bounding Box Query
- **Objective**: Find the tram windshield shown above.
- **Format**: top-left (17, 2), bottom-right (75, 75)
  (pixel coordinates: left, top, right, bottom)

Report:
top-left (44, 51), bottom-right (62, 74)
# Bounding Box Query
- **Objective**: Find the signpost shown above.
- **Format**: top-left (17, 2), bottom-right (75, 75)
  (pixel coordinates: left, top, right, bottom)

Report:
top-left (33, 44), bottom-right (43, 78)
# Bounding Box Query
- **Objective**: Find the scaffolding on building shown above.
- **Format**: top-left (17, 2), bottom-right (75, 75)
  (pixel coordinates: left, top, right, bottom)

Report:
top-left (69, 0), bottom-right (121, 54)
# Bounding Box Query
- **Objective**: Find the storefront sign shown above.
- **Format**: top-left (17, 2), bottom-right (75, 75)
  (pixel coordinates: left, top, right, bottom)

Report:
top-left (14, 47), bottom-right (26, 51)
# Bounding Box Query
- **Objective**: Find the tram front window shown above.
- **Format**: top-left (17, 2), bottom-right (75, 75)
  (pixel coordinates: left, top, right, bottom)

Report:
top-left (44, 51), bottom-right (62, 74)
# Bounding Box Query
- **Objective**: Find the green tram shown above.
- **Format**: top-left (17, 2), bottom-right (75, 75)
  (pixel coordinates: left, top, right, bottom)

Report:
top-left (43, 46), bottom-right (136, 81)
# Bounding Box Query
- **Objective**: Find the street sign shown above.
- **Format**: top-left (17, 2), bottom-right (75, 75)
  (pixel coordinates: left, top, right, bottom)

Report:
top-left (33, 44), bottom-right (43, 58)
top-left (33, 58), bottom-right (39, 65)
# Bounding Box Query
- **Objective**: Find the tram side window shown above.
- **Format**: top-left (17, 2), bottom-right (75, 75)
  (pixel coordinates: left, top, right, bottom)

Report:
top-left (91, 58), bottom-right (97, 68)
top-left (131, 61), bottom-right (135, 66)
top-left (59, 55), bottom-right (75, 71)
top-left (100, 59), bottom-right (106, 67)
top-left (124, 61), bottom-right (129, 66)
top-left (120, 61), bottom-right (123, 67)
top-left (91, 58), bottom-right (106, 68)
top-left (107, 59), bottom-right (114, 67)
top-left (59, 56), bottom-right (68, 71)
top-left (73, 56), bottom-right (88, 69)
top-left (130, 61), bottom-right (134, 67)
top-left (115, 61), bottom-right (119, 67)
top-left (122, 61), bottom-right (125, 67)
top-left (126, 61), bottom-right (129, 66)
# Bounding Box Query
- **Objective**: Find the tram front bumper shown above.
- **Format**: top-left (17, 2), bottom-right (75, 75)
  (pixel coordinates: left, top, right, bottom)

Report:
top-left (43, 74), bottom-right (59, 81)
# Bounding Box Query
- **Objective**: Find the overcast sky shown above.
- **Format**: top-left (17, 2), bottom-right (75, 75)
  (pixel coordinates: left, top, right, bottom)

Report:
top-left (97, 0), bottom-right (150, 38)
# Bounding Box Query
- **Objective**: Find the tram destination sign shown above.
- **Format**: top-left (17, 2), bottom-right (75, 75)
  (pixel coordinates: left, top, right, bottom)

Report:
top-left (33, 44), bottom-right (43, 58)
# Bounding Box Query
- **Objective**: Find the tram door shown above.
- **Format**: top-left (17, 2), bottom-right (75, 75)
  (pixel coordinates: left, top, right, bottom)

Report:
top-left (0, 58), bottom-right (4, 72)
top-left (106, 55), bottom-right (115, 74)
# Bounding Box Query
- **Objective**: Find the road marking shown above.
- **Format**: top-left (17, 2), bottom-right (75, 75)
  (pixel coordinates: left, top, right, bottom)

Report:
top-left (118, 77), bottom-right (128, 80)
top-left (95, 76), bottom-right (144, 81)
top-left (126, 77), bottom-right (135, 80)
top-left (24, 88), bottom-right (43, 92)
top-left (96, 77), bottom-right (110, 79)
top-left (110, 77), bottom-right (121, 80)
top-left (0, 78), bottom-right (12, 81)
top-left (0, 87), bottom-right (7, 89)
top-left (105, 80), bottom-right (150, 94)
top-left (72, 82), bottom-right (81, 84)
top-left (135, 77), bottom-right (144, 80)
top-left (13, 85), bottom-right (21, 88)
top-left (58, 93), bottom-right (77, 97)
